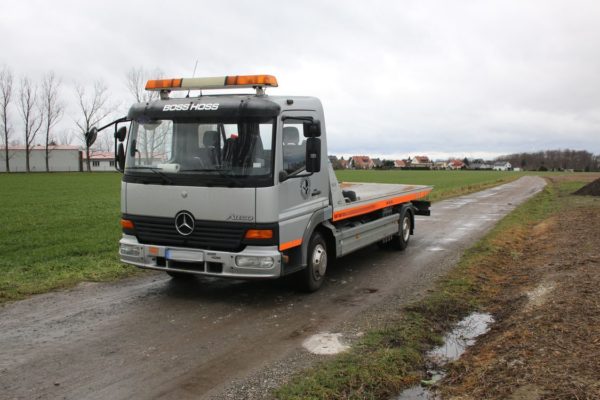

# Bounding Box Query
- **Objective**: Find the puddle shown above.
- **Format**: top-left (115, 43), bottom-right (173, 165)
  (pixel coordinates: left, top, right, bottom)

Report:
top-left (426, 247), bottom-right (446, 252)
top-left (393, 312), bottom-right (494, 400)
top-left (302, 332), bottom-right (349, 355)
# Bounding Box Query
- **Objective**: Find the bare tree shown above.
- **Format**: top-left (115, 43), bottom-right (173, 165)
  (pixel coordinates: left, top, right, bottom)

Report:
top-left (74, 80), bottom-right (114, 172)
top-left (41, 72), bottom-right (64, 172)
top-left (0, 66), bottom-right (14, 172)
top-left (125, 67), bottom-right (166, 163)
top-left (19, 77), bottom-right (43, 172)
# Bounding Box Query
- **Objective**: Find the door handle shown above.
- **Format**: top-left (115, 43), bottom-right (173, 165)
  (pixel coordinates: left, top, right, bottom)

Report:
top-left (311, 189), bottom-right (321, 196)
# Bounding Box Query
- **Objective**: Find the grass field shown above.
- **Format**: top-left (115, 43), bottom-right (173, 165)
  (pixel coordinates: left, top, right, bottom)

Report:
top-left (0, 172), bottom-right (134, 302)
top-left (0, 170), bottom-right (552, 302)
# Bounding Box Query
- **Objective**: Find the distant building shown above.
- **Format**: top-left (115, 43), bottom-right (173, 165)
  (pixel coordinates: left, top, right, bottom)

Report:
top-left (371, 158), bottom-right (383, 168)
top-left (83, 151), bottom-right (116, 172)
top-left (493, 161), bottom-right (512, 171)
top-left (433, 161), bottom-right (448, 170)
top-left (448, 159), bottom-right (466, 170)
top-left (410, 155), bottom-right (433, 169)
top-left (349, 155), bottom-right (374, 169)
top-left (469, 161), bottom-right (492, 170)
top-left (0, 145), bottom-right (82, 172)
top-left (394, 159), bottom-right (406, 168)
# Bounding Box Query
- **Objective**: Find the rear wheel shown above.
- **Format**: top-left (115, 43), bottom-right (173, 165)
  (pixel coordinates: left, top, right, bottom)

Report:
top-left (299, 232), bottom-right (328, 292)
top-left (378, 209), bottom-right (412, 251)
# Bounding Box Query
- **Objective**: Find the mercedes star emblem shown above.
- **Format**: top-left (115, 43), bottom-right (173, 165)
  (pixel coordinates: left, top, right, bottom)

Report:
top-left (174, 211), bottom-right (195, 236)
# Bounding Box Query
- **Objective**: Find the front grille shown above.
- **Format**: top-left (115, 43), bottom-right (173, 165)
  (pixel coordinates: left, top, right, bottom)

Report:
top-left (123, 214), bottom-right (277, 252)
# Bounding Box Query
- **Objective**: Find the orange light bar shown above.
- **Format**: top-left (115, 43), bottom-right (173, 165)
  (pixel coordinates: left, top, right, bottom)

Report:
top-left (225, 75), bottom-right (278, 87)
top-left (120, 219), bottom-right (135, 230)
top-left (145, 78), bottom-right (183, 91)
top-left (244, 229), bottom-right (274, 240)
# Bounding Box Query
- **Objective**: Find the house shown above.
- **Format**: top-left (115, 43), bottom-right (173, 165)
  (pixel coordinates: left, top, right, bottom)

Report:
top-left (394, 159), bottom-right (406, 168)
top-left (371, 158), bottom-right (383, 168)
top-left (410, 155), bottom-right (433, 169)
top-left (469, 162), bottom-right (493, 170)
top-left (433, 161), bottom-right (448, 170)
top-left (493, 161), bottom-right (512, 171)
top-left (84, 151), bottom-right (116, 171)
top-left (0, 144), bottom-right (82, 172)
top-left (447, 159), bottom-right (466, 170)
top-left (349, 155), bottom-right (374, 169)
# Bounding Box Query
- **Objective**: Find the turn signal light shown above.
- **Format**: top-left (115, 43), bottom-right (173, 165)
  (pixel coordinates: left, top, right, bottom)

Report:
top-left (244, 229), bottom-right (273, 239)
top-left (120, 219), bottom-right (135, 230)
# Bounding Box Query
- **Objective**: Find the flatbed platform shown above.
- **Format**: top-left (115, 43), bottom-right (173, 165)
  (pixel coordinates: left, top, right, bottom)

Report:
top-left (333, 182), bottom-right (432, 221)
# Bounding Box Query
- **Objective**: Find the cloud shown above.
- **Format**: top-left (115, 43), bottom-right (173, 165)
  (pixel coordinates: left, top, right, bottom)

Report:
top-left (1, 0), bottom-right (598, 156)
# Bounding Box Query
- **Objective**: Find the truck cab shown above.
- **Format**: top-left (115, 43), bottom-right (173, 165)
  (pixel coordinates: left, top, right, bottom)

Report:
top-left (113, 75), bottom-right (431, 291)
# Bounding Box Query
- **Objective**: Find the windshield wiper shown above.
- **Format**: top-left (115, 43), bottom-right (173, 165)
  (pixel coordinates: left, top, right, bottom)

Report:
top-left (128, 166), bottom-right (174, 185)
top-left (180, 168), bottom-right (246, 187)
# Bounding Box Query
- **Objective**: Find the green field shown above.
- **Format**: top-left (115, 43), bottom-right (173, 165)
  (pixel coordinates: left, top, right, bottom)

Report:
top-left (0, 170), bottom-right (544, 302)
top-left (0, 173), bottom-right (133, 302)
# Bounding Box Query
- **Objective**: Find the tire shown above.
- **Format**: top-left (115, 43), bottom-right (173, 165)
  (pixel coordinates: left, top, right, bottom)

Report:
top-left (299, 232), bottom-right (328, 292)
top-left (392, 210), bottom-right (412, 251)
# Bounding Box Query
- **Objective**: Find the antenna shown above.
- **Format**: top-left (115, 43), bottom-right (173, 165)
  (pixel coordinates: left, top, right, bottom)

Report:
top-left (186, 60), bottom-right (199, 98)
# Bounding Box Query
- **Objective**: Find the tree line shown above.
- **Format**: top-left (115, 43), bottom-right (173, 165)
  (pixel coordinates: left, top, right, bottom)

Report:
top-left (496, 149), bottom-right (600, 171)
top-left (0, 65), bottom-right (161, 172)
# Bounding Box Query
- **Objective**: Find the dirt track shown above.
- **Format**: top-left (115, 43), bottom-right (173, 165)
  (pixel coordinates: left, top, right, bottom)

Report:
top-left (0, 176), bottom-right (546, 400)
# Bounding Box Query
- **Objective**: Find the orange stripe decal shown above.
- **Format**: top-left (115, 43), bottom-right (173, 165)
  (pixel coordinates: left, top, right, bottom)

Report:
top-left (279, 239), bottom-right (302, 251)
top-left (332, 190), bottom-right (432, 222)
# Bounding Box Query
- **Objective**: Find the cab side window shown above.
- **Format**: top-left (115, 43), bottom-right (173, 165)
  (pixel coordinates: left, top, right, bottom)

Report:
top-left (282, 122), bottom-right (306, 174)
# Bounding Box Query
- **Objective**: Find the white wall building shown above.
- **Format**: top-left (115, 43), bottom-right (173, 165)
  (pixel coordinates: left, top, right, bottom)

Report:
top-left (493, 161), bottom-right (512, 171)
top-left (84, 151), bottom-right (116, 172)
top-left (0, 145), bottom-right (82, 172)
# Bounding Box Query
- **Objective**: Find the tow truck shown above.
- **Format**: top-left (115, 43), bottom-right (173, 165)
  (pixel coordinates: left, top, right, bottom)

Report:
top-left (90, 74), bottom-right (432, 291)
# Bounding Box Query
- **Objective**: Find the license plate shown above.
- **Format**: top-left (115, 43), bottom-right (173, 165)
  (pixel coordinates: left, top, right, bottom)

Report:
top-left (165, 249), bottom-right (204, 262)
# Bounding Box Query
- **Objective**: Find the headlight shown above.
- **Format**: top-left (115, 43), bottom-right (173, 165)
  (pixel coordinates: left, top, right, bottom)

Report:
top-left (120, 243), bottom-right (143, 257)
top-left (235, 256), bottom-right (274, 269)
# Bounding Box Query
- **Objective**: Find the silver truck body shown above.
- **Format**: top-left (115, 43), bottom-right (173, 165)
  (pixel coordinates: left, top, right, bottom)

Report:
top-left (117, 81), bottom-right (431, 290)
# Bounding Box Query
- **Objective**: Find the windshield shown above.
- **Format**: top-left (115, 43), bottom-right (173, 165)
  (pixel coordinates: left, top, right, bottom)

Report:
top-left (125, 119), bottom-right (275, 186)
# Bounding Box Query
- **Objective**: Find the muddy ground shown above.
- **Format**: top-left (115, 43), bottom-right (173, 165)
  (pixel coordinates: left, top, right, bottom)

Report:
top-left (441, 176), bottom-right (600, 399)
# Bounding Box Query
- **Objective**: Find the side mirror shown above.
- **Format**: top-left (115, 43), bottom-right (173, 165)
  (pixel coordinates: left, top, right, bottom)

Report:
top-left (117, 143), bottom-right (125, 171)
top-left (303, 120), bottom-right (321, 137)
top-left (306, 137), bottom-right (321, 173)
top-left (85, 127), bottom-right (98, 147)
top-left (116, 126), bottom-right (127, 142)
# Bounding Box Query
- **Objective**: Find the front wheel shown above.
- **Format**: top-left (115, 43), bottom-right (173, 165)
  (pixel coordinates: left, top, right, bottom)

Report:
top-left (299, 232), bottom-right (328, 292)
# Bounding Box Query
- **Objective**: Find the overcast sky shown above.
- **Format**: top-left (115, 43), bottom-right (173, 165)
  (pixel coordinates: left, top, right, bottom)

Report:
top-left (1, 0), bottom-right (599, 160)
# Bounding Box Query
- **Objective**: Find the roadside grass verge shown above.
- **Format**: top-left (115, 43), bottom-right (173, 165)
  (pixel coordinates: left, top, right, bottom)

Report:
top-left (0, 173), bottom-right (139, 303)
top-left (275, 178), bottom-right (582, 400)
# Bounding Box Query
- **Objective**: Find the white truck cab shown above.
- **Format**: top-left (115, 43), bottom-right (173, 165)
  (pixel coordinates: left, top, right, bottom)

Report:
top-left (94, 75), bottom-right (431, 291)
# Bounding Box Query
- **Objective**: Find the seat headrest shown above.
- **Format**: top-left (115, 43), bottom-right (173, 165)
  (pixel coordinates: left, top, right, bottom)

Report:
top-left (283, 127), bottom-right (300, 145)
top-left (203, 130), bottom-right (219, 147)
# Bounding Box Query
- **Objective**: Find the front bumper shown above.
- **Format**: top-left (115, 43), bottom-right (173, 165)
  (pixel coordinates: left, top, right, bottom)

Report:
top-left (119, 235), bottom-right (282, 279)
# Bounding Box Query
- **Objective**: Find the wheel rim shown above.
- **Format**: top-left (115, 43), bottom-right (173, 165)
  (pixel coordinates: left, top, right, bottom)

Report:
top-left (312, 244), bottom-right (327, 279)
top-left (402, 215), bottom-right (410, 242)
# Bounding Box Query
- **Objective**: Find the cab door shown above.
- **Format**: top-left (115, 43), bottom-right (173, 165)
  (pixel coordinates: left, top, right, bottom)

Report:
top-left (277, 112), bottom-right (328, 251)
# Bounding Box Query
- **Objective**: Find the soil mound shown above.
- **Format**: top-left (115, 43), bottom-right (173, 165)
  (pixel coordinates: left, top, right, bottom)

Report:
top-left (574, 177), bottom-right (600, 196)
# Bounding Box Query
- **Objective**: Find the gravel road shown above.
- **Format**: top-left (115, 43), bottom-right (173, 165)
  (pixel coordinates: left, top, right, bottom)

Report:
top-left (0, 176), bottom-right (546, 400)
